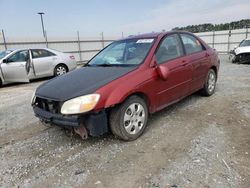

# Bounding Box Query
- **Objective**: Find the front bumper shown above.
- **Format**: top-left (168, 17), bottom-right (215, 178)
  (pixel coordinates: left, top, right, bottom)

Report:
top-left (33, 106), bottom-right (79, 127)
top-left (33, 106), bottom-right (108, 136)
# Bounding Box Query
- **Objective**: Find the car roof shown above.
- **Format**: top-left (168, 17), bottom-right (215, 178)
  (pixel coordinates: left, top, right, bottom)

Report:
top-left (126, 32), bottom-right (162, 39)
top-left (5, 48), bottom-right (53, 52)
top-left (123, 31), bottom-right (193, 40)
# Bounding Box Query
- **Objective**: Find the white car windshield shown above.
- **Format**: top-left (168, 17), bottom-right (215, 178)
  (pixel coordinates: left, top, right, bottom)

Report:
top-left (88, 38), bottom-right (155, 66)
top-left (0, 50), bottom-right (13, 59)
top-left (239, 40), bottom-right (250, 47)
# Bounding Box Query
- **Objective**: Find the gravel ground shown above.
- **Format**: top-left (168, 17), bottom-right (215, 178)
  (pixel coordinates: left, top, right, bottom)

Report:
top-left (0, 55), bottom-right (249, 188)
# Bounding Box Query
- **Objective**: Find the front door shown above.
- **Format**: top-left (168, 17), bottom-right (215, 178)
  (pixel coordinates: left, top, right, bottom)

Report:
top-left (154, 34), bottom-right (192, 110)
top-left (1, 50), bottom-right (30, 83)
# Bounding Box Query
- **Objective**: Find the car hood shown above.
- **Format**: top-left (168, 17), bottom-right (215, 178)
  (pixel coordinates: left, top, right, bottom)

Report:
top-left (36, 66), bottom-right (137, 101)
top-left (235, 46), bottom-right (250, 55)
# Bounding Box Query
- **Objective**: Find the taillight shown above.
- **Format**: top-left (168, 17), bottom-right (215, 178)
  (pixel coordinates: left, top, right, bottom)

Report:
top-left (69, 55), bottom-right (75, 60)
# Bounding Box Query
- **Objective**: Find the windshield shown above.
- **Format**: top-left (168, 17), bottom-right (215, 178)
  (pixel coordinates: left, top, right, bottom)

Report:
top-left (239, 39), bottom-right (250, 47)
top-left (88, 38), bottom-right (155, 66)
top-left (0, 50), bottom-right (13, 59)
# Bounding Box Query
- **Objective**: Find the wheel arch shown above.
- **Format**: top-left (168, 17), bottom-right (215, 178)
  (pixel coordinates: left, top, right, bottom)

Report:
top-left (210, 66), bottom-right (218, 79)
top-left (115, 91), bottom-right (153, 114)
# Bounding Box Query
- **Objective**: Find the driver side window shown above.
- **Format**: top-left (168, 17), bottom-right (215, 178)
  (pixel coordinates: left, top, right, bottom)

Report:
top-left (155, 34), bottom-right (184, 64)
top-left (8, 50), bottom-right (29, 63)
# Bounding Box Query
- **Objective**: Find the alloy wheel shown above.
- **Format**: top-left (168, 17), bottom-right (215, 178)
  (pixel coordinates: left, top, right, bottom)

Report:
top-left (56, 66), bottom-right (67, 76)
top-left (208, 72), bottom-right (216, 93)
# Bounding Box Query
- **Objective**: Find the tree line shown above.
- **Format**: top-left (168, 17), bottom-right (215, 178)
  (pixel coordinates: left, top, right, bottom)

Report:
top-left (172, 19), bottom-right (250, 33)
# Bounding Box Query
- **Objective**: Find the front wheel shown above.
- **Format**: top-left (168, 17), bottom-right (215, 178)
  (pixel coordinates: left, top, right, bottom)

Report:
top-left (200, 69), bottom-right (217, 96)
top-left (54, 64), bottom-right (68, 76)
top-left (109, 96), bottom-right (148, 141)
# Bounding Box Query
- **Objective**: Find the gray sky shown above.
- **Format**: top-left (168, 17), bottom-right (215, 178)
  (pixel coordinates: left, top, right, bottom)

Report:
top-left (0, 0), bottom-right (249, 38)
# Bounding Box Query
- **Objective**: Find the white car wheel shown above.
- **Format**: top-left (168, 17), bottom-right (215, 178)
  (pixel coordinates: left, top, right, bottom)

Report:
top-left (55, 65), bottom-right (67, 76)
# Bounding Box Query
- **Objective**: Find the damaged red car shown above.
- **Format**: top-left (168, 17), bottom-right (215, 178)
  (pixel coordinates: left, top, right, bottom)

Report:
top-left (32, 31), bottom-right (220, 141)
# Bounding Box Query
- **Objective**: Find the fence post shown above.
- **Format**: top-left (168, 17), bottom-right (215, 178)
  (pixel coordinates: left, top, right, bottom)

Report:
top-left (1, 29), bottom-right (7, 50)
top-left (227, 30), bottom-right (231, 53)
top-left (77, 31), bottom-right (82, 63)
top-left (212, 30), bottom-right (215, 48)
top-left (45, 30), bottom-right (48, 48)
top-left (246, 27), bottom-right (249, 39)
top-left (101, 32), bottom-right (104, 48)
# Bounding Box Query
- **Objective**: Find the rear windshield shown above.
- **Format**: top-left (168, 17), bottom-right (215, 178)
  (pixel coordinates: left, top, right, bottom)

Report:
top-left (88, 38), bottom-right (155, 66)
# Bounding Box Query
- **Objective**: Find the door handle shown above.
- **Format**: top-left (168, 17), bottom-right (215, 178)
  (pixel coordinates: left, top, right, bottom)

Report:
top-left (181, 60), bottom-right (188, 66)
top-left (205, 53), bottom-right (210, 57)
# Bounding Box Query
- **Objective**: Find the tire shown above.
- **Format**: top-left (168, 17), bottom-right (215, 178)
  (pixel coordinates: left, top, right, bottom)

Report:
top-left (54, 64), bottom-right (68, 76)
top-left (109, 95), bottom-right (149, 141)
top-left (200, 69), bottom-right (217, 96)
top-left (0, 78), bottom-right (2, 87)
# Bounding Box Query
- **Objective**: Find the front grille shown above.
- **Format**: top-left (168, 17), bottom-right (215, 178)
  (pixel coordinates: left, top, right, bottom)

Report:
top-left (35, 97), bottom-right (61, 114)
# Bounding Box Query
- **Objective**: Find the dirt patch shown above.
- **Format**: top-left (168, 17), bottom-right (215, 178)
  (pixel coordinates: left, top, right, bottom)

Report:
top-left (0, 55), bottom-right (249, 187)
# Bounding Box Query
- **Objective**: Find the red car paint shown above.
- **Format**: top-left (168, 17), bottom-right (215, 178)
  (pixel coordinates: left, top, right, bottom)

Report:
top-left (95, 31), bottom-right (219, 114)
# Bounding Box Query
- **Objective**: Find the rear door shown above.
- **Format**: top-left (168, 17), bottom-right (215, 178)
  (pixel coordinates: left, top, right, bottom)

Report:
top-left (1, 50), bottom-right (30, 83)
top-left (154, 34), bottom-right (192, 110)
top-left (31, 49), bottom-right (57, 77)
top-left (180, 33), bottom-right (210, 92)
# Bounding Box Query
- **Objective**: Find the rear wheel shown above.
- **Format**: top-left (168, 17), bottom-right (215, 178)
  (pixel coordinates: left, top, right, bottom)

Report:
top-left (0, 78), bottom-right (2, 87)
top-left (109, 96), bottom-right (148, 141)
top-left (54, 64), bottom-right (68, 76)
top-left (200, 69), bottom-right (217, 96)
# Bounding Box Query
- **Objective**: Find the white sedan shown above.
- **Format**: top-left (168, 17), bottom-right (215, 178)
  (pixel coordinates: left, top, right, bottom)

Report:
top-left (0, 48), bottom-right (77, 86)
top-left (229, 38), bottom-right (250, 64)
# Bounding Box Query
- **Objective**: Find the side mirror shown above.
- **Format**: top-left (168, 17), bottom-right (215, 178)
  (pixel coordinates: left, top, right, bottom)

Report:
top-left (2, 59), bottom-right (7, 63)
top-left (156, 65), bottom-right (170, 81)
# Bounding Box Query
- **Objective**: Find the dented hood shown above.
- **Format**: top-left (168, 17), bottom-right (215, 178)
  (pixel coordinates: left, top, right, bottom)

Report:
top-left (36, 66), bottom-right (136, 101)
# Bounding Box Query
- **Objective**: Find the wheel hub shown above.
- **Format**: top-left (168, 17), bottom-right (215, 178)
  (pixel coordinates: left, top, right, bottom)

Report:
top-left (208, 72), bottom-right (216, 93)
top-left (56, 66), bottom-right (66, 75)
top-left (123, 103), bottom-right (145, 135)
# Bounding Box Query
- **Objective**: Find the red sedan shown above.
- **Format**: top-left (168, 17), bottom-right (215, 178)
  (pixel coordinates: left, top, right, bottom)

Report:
top-left (32, 31), bottom-right (220, 141)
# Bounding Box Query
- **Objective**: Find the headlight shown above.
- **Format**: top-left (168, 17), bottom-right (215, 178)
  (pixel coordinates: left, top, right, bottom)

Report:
top-left (31, 91), bottom-right (36, 105)
top-left (61, 94), bottom-right (100, 115)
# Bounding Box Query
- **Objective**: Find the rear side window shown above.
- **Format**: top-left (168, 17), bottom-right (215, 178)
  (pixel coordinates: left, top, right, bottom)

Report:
top-left (31, 49), bottom-right (55, 59)
top-left (180, 34), bottom-right (204, 54)
top-left (156, 34), bottom-right (184, 64)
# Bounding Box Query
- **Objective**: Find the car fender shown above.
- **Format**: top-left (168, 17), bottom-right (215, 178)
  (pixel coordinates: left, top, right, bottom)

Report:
top-left (97, 83), bottom-right (154, 113)
top-left (95, 68), bottom-right (157, 113)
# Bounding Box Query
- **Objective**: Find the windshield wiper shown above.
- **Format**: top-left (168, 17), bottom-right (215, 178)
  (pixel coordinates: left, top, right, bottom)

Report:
top-left (95, 63), bottom-right (114, 67)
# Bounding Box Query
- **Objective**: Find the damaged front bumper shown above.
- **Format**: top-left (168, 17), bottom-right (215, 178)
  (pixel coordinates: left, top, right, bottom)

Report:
top-left (235, 53), bottom-right (250, 64)
top-left (230, 50), bottom-right (250, 64)
top-left (33, 106), bottom-right (109, 137)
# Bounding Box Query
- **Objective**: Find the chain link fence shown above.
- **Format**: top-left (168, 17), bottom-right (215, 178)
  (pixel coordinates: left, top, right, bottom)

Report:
top-left (1, 28), bottom-right (249, 64)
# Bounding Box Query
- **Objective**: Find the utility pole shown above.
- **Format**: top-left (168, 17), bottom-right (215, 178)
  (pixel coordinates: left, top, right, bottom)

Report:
top-left (1, 29), bottom-right (7, 50)
top-left (38, 12), bottom-right (48, 47)
top-left (101, 32), bottom-right (104, 48)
